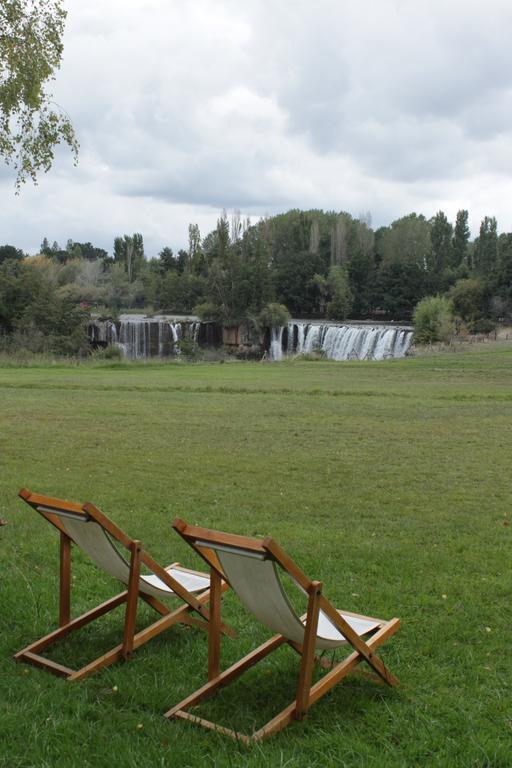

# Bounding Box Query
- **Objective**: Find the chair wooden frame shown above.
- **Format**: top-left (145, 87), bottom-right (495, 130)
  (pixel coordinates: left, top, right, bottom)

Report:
top-left (165, 519), bottom-right (400, 743)
top-left (16, 490), bottom-right (233, 681)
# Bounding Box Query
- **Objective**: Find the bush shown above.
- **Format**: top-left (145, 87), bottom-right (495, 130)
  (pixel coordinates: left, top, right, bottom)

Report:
top-left (413, 296), bottom-right (453, 344)
top-left (468, 318), bottom-right (496, 335)
top-left (450, 278), bottom-right (486, 323)
top-left (92, 344), bottom-right (123, 361)
top-left (177, 339), bottom-right (199, 359)
top-left (257, 303), bottom-right (291, 330)
top-left (193, 302), bottom-right (222, 322)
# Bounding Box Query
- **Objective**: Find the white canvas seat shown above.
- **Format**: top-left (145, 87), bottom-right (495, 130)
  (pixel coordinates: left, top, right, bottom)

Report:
top-left (166, 520), bottom-right (401, 743)
top-left (59, 515), bottom-right (210, 598)
top-left (16, 490), bottom-right (231, 681)
top-left (214, 548), bottom-right (381, 650)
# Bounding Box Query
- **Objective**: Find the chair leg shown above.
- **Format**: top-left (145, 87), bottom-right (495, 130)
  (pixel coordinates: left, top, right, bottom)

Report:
top-left (166, 619), bottom-right (400, 742)
top-left (59, 532), bottom-right (72, 626)
top-left (207, 568), bottom-right (222, 680)
top-left (122, 540), bottom-right (142, 659)
top-left (294, 581), bottom-right (321, 720)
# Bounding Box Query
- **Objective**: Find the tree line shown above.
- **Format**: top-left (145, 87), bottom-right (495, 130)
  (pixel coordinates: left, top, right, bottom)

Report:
top-left (1, 208), bottom-right (511, 354)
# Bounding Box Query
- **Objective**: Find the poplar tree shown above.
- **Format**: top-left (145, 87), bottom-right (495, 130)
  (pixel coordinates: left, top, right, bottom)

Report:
top-left (452, 209), bottom-right (470, 268)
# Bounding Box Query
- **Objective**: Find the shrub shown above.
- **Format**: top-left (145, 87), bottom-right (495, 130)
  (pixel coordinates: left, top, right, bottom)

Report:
top-left (468, 318), bottom-right (496, 335)
top-left (450, 278), bottom-right (486, 323)
top-left (413, 296), bottom-right (453, 344)
top-left (92, 344), bottom-right (123, 361)
top-left (257, 303), bottom-right (291, 330)
top-left (193, 302), bottom-right (222, 322)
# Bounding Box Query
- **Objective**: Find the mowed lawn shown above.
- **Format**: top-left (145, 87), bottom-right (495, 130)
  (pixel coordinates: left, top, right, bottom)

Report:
top-left (0, 347), bottom-right (511, 767)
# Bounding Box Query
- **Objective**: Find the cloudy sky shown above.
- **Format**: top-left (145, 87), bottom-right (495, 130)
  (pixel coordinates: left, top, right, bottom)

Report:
top-left (2, 0), bottom-right (512, 257)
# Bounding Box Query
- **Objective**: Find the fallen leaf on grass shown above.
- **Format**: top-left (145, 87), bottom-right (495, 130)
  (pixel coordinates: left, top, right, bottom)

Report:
top-left (0, 518), bottom-right (7, 526)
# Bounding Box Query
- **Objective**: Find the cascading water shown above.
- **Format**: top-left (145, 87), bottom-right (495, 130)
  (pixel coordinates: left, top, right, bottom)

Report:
top-left (280, 322), bottom-right (413, 361)
top-left (118, 317), bottom-right (151, 359)
top-left (269, 326), bottom-right (284, 360)
top-left (116, 315), bottom-right (200, 359)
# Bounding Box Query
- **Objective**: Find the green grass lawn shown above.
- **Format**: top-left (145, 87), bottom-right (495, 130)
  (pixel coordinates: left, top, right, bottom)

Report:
top-left (0, 346), bottom-right (511, 767)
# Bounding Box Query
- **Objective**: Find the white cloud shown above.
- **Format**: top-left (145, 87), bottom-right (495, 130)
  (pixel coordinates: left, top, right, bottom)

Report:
top-left (2, 0), bottom-right (512, 254)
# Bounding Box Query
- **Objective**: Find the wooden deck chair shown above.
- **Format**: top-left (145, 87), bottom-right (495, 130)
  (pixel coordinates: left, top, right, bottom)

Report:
top-left (166, 519), bottom-right (400, 743)
top-left (15, 490), bottom-right (233, 681)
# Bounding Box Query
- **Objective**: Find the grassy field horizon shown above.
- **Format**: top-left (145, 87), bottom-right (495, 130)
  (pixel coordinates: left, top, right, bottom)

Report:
top-left (1, 347), bottom-right (511, 766)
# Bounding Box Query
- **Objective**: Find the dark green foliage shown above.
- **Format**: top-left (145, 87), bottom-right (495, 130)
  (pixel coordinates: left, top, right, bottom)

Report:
top-left (0, 257), bottom-right (88, 352)
top-left (70, 241), bottom-right (108, 261)
top-left (274, 249), bottom-right (325, 315)
top-left (348, 250), bottom-right (376, 317)
top-left (428, 210), bottom-right (453, 277)
top-left (452, 209), bottom-right (470, 268)
top-left (0, 243), bottom-right (23, 263)
top-left (156, 246), bottom-right (177, 272)
top-left (2, 206), bottom-right (512, 352)
top-left (379, 213), bottom-right (431, 267)
top-left (40, 238), bottom-right (108, 263)
top-left (377, 261), bottom-right (427, 319)
top-left (473, 216), bottom-right (498, 276)
top-left (450, 278), bottom-right (488, 324)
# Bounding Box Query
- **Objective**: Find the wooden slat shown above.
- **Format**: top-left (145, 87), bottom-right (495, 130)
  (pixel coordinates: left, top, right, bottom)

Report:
top-left (318, 597), bottom-right (400, 686)
top-left (165, 634), bottom-right (286, 719)
top-left (67, 647), bottom-right (124, 682)
top-left (68, 604), bottom-right (197, 681)
top-left (59, 532), bottom-right (71, 626)
top-left (262, 537), bottom-right (313, 592)
top-left (139, 550), bottom-right (205, 614)
top-left (207, 568), bottom-right (222, 680)
top-left (173, 710), bottom-right (250, 744)
top-left (252, 703), bottom-right (297, 742)
top-left (21, 652), bottom-right (74, 678)
top-left (14, 592), bottom-right (128, 657)
top-left (173, 519), bottom-right (268, 556)
top-left (140, 592), bottom-right (171, 617)
top-left (82, 502), bottom-right (132, 548)
top-left (308, 618), bottom-right (401, 707)
top-left (19, 488), bottom-right (85, 515)
top-left (131, 603), bottom-right (193, 649)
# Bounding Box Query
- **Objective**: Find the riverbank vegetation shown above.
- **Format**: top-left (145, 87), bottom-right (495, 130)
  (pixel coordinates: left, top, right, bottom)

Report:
top-left (0, 347), bottom-right (511, 766)
top-left (1, 208), bottom-right (511, 355)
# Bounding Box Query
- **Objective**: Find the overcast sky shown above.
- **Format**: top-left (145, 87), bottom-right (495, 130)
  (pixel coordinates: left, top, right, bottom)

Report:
top-left (2, 0), bottom-right (512, 257)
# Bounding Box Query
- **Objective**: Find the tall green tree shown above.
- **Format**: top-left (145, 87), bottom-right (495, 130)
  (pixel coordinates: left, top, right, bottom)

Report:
top-left (113, 233), bottom-right (145, 282)
top-left (452, 209), bottom-right (470, 268)
top-left (473, 216), bottom-right (498, 276)
top-left (428, 211), bottom-right (453, 274)
top-left (325, 266), bottom-right (353, 319)
top-left (0, 0), bottom-right (78, 188)
top-left (380, 214), bottom-right (431, 268)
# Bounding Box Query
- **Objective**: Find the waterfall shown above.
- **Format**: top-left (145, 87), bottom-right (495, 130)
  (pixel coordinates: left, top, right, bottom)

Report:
top-left (109, 321), bottom-right (117, 344)
top-left (282, 322), bottom-right (413, 361)
top-left (114, 315), bottom-right (203, 359)
top-left (119, 317), bottom-right (151, 359)
top-left (269, 326), bottom-right (284, 360)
